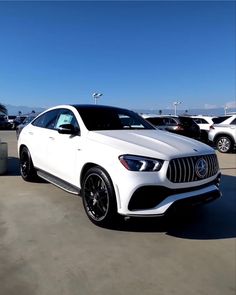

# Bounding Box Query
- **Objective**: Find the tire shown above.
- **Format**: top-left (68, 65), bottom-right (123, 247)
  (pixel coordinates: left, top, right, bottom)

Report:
top-left (19, 146), bottom-right (37, 181)
top-left (81, 166), bottom-right (118, 227)
top-left (216, 136), bottom-right (233, 153)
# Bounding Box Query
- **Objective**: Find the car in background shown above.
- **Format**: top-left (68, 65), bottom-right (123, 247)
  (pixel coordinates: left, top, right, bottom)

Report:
top-left (13, 115), bottom-right (27, 129)
top-left (18, 104), bottom-right (221, 226)
top-left (5, 115), bottom-right (17, 129)
top-left (0, 115), bottom-right (12, 130)
top-left (142, 115), bottom-right (201, 140)
top-left (16, 115), bottom-right (37, 139)
top-left (208, 115), bottom-right (236, 153)
top-left (190, 115), bottom-right (216, 142)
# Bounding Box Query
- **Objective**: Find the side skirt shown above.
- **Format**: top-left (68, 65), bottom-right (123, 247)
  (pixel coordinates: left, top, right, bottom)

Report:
top-left (37, 169), bottom-right (80, 195)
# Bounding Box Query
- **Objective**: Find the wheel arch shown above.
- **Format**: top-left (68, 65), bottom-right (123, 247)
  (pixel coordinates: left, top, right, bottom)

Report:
top-left (214, 133), bottom-right (235, 144)
top-left (80, 162), bottom-right (119, 204)
top-left (19, 144), bottom-right (28, 156)
top-left (80, 163), bottom-right (114, 187)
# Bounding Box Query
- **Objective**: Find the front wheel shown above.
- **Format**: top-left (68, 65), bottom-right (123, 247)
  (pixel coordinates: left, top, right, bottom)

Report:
top-left (216, 136), bottom-right (233, 153)
top-left (81, 166), bottom-right (118, 227)
top-left (19, 146), bottom-right (37, 181)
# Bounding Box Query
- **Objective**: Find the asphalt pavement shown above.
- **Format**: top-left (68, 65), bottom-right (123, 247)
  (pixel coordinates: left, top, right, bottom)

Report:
top-left (0, 130), bottom-right (235, 295)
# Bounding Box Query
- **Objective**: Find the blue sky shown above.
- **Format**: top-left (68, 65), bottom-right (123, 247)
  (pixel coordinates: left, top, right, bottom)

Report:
top-left (0, 1), bottom-right (235, 112)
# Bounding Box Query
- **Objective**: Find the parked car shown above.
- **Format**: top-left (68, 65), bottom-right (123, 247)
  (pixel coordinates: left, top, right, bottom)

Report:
top-left (208, 115), bottom-right (236, 153)
top-left (190, 115), bottom-right (216, 142)
top-left (5, 115), bottom-right (17, 129)
top-left (18, 104), bottom-right (221, 226)
top-left (142, 115), bottom-right (201, 140)
top-left (0, 116), bottom-right (12, 130)
top-left (212, 115), bottom-right (234, 124)
top-left (13, 115), bottom-right (27, 128)
top-left (16, 115), bottom-right (37, 139)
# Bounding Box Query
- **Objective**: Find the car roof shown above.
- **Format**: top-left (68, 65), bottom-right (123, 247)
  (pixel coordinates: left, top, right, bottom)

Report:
top-left (71, 104), bottom-right (130, 111)
top-left (141, 114), bottom-right (178, 119)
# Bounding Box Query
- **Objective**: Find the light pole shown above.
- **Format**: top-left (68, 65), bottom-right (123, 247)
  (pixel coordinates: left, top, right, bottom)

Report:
top-left (224, 106), bottom-right (228, 115)
top-left (173, 101), bottom-right (182, 116)
top-left (92, 93), bottom-right (103, 104)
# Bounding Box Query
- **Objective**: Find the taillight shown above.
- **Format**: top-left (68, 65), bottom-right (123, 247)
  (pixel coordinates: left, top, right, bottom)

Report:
top-left (176, 124), bottom-right (184, 131)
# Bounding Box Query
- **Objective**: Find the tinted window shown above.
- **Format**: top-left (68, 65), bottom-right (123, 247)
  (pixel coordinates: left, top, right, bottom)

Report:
top-left (77, 107), bottom-right (154, 131)
top-left (146, 117), bottom-right (164, 125)
top-left (32, 109), bottom-right (60, 129)
top-left (194, 118), bottom-right (208, 124)
top-left (167, 118), bottom-right (177, 125)
top-left (230, 118), bottom-right (236, 125)
top-left (178, 117), bottom-right (196, 127)
top-left (212, 116), bottom-right (231, 124)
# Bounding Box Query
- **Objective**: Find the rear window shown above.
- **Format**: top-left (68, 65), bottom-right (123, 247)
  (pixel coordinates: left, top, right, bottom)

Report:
top-left (212, 116), bottom-right (231, 124)
top-left (193, 118), bottom-right (208, 124)
top-left (178, 116), bottom-right (195, 127)
top-left (146, 117), bottom-right (164, 125)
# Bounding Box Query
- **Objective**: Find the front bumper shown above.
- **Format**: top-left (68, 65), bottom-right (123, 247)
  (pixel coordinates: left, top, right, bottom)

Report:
top-left (116, 174), bottom-right (221, 217)
top-left (123, 185), bottom-right (221, 217)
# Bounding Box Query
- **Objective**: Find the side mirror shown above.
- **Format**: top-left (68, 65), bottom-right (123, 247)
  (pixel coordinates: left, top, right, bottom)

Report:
top-left (57, 124), bottom-right (80, 135)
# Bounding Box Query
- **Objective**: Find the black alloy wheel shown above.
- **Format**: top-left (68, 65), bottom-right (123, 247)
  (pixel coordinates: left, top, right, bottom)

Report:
top-left (82, 166), bottom-right (118, 226)
top-left (20, 146), bottom-right (37, 181)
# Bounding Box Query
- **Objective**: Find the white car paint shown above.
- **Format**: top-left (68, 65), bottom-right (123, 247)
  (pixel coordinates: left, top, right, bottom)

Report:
top-left (18, 105), bottom-right (221, 221)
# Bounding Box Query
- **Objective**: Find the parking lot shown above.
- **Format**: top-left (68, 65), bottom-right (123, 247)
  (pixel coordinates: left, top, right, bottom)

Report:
top-left (0, 130), bottom-right (235, 295)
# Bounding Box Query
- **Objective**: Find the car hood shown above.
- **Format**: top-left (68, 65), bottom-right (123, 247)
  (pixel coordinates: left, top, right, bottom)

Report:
top-left (88, 129), bottom-right (214, 160)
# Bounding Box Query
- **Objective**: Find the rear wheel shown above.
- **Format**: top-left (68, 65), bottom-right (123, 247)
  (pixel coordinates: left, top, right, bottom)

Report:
top-left (82, 166), bottom-right (118, 226)
top-left (20, 146), bottom-right (37, 181)
top-left (216, 136), bottom-right (233, 153)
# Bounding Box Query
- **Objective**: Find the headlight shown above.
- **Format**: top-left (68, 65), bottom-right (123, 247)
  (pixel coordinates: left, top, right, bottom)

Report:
top-left (119, 155), bottom-right (164, 172)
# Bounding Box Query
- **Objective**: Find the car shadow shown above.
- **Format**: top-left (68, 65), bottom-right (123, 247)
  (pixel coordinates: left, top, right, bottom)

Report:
top-left (6, 157), bottom-right (46, 182)
top-left (7, 157), bottom-right (20, 176)
top-left (4, 158), bottom-right (236, 240)
top-left (111, 174), bottom-right (236, 240)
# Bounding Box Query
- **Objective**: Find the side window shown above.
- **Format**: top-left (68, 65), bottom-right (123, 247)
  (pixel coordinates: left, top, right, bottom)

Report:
top-left (163, 118), bottom-right (169, 125)
top-left (194, 118), bottom-right (204, 124)
top-left (230, 118), bottom-right (236, 125)
top-left (169, 118), bottom-right (176, 125)
top-left (199, 119), bottom-right (208, 124)
top-left (55, 109), bottom-right (79, 129)
top-left (32, 109), bottom-right (60, 129)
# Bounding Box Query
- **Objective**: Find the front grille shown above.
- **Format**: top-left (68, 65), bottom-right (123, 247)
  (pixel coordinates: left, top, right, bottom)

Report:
top-left (167, 154), bottom-right (219, 183)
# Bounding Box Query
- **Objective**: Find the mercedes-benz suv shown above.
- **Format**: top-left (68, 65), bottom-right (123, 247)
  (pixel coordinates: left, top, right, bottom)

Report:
top-left (18, 104), bottom-right (221, 226)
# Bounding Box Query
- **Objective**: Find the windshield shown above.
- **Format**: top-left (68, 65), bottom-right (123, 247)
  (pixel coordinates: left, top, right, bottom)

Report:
top-left (76, 106), bottom-right (155, 131)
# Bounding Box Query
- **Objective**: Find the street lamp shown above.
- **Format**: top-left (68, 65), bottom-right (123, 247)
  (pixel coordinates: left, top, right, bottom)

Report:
top-left (92, 93), bottom-right (103, 104)
top-left (224, 106), bottom-right (228, 115)
top-left (173, 101), bottom-right (182, 116)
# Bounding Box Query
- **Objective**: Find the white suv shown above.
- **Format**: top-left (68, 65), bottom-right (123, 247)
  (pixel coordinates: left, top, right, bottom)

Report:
top-left (18, 105), bottom-right (221, 226)
top-left (208, 115), bottom-right (236, 153)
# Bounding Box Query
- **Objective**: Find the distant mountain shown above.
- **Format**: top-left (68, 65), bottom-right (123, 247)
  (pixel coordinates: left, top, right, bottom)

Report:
top-left (5, 104), bottom-right (45, 115)
top-left (135, 107), bottom-right (236, 117)
top-left (2, 104), bottom-right (235, 117)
